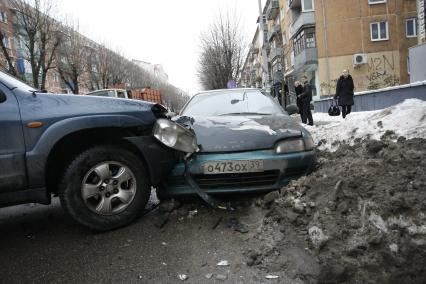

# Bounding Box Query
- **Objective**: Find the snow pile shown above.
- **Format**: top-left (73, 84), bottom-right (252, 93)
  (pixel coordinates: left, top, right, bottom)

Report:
top-left (252, 138), bottom-right (426, 284)
top-left (304, 99), bottom-right (426, 151)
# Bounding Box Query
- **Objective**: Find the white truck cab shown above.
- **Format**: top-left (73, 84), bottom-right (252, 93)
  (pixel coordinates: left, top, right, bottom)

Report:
top-left (86, 89), bottom-right (129, 99)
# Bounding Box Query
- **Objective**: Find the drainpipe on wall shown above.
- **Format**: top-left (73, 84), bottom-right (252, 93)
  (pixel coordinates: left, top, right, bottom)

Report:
top-left (258, 0), bottom-right (271, 94)
top-left (320, 0), bottom-right (331, 96)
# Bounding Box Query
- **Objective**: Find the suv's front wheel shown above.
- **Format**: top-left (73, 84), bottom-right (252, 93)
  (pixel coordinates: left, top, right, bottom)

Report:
top-left (59, 145), bottom-right (150, 231)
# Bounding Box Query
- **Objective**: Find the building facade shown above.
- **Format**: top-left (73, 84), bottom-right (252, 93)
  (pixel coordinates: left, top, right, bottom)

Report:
top-left (239, 0), bottom-right (420, 102)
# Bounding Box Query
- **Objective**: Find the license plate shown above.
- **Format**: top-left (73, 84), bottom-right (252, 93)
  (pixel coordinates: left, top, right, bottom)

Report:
top-left (203, 160), bottom-right (264, 175)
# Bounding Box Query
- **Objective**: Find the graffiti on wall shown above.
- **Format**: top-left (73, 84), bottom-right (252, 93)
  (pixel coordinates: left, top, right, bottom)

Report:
top-left (365, 53), bottom-right (399, 90)
top-left (320, 53), bottom-right (400, 97)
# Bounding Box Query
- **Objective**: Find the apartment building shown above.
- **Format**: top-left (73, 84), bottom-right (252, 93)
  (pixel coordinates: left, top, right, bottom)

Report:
top-left (132, 59), bottom-right (169, 82)
top-left (316, 0), bottom-right (418, 97)
top-left (239, 0), bottom-right (420, 102)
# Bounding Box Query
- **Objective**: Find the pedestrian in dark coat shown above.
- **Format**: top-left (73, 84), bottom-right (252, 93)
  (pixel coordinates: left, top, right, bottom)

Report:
top-left (295, 81), bottom-right (304, 118)
top-left (334, 69), bottom-right (355, 118)
top-left (298, 75), bottom-right (313, 126)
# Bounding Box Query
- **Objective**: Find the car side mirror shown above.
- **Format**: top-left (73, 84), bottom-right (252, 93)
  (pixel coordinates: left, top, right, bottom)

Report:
top-left (285, 104), bottom-right (298, 115)
top-left (0, 90), bottom-right (6, 103)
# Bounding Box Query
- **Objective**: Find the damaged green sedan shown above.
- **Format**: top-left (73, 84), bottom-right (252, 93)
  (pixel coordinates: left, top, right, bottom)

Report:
top-left (154, 88), bottom-right (315, 204)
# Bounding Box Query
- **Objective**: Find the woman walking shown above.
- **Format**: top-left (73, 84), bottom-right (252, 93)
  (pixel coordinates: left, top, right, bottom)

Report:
top-left (295, 81), bottom-right (304, 121)
top-left (334, 69), bottom-right (355, 118)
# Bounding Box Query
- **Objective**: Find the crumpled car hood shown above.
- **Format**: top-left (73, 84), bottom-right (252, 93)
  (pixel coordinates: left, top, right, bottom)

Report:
top-left (174, 115), bottom-right (304, 153)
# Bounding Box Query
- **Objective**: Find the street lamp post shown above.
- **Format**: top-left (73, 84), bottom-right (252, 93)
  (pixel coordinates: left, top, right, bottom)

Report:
top-left (258, 0), bottom-right (271, 95)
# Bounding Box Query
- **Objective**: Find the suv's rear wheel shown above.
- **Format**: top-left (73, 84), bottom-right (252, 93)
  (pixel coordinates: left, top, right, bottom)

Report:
top-left (59, 145), bottom-right (150, 231)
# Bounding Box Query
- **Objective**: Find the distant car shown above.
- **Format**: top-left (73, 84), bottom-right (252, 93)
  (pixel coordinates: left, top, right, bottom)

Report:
top-left (86, 89), bottom-right (129, 99)
top-left (157, 88), bottom-right (315, 198)
top-left (0, 71), bottom-right (199, 231)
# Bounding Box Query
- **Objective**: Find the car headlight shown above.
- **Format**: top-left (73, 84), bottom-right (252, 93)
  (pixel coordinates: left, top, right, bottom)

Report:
top-left (153, 119), bottom-right (199, 153)
top-left (275, 136), bottom-right (315, 154)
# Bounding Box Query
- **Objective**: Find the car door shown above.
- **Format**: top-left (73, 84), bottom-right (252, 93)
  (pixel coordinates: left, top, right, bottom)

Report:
top-left (0, 84), bottom-right (27, 194)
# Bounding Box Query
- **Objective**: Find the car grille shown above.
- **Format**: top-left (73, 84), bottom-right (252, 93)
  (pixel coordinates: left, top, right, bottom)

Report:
top-left (167, 170), bottom-right (281, 189)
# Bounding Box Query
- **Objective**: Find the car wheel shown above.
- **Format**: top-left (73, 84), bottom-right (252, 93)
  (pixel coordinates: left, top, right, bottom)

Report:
top-left (59, 145), bottom-right (150, 231)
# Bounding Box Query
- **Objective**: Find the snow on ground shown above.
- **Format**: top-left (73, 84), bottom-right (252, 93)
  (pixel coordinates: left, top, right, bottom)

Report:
top-left (302, 98), bottom-right (426, 151)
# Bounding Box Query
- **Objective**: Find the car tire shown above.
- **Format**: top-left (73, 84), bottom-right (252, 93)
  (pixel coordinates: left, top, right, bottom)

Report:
top-left (59, 145), bottom-right (150, 231)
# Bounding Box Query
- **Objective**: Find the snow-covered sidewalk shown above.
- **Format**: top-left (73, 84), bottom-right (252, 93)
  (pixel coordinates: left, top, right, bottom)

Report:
top-left (302, 99), bottom-right (426, 151)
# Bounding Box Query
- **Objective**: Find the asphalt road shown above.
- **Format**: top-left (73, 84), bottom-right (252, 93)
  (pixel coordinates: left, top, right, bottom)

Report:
top-left (0, 195), bottom-right (276, 284)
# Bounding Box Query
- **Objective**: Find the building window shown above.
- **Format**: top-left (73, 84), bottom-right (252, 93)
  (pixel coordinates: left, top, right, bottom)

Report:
top-left (290, 51), bottom-right (295, 66)
top-left (406, 18), bottom-right (417, 38)
top-left (368, 0), bottom-right (386, 4)
top-left (306, 32), bottom-right (316, 48)
top-left (302, 0), bottom-right (314, 11)
top-left (0, 11), bottom-right (7, 23)
top-left (293, 29), bottom-right (316, 55)
top-left (2, 35), bottom-right (10, 48)
top-left (370, 21), bottom-right (389, 41)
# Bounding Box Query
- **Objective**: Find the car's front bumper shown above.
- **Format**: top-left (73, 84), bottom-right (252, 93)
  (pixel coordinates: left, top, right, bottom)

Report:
top-left (159, 149), bottom-right (315, 197)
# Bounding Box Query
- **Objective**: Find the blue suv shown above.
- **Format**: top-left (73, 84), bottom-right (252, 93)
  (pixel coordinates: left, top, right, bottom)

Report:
top-left (0, 71), bottom-right (198, 230)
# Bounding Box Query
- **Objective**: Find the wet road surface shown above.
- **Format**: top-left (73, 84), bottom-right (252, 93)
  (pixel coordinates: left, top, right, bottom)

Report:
top-left (0, 196), bottom-right (272, 284)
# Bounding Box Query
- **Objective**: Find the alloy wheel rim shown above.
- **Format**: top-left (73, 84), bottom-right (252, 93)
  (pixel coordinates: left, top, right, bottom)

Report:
top-left (81, 161), bottom-right (137, 216)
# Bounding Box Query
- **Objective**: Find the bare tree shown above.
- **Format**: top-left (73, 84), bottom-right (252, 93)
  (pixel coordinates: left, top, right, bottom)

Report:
top-left (197, 10), bottom-right (246, 90)
top-left (56, 23), bottom-right (87, 94)
top-left (8, 0), bottom-right (62, 90)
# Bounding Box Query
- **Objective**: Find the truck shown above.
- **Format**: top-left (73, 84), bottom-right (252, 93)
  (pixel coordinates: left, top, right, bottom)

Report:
top-left (129, 88), bottom-right (163, 105)
top-left (0, 71), bottom-right (192, 231)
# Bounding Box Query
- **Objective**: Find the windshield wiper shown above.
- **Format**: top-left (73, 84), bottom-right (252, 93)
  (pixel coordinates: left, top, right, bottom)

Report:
top-left (219, 112), bottom-right (272, 116)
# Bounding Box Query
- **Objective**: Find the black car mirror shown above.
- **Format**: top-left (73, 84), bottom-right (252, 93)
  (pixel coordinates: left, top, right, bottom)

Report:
top-left (0, 90), bottom-right (6, 103)
top-left (285, 104), bottom-right (298, 115)
top-left (231, 99), bottom-right (240, 104)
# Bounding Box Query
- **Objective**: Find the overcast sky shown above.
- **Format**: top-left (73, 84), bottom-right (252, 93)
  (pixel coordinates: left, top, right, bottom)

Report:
top-left (59, 0), bottom-right (265, 95)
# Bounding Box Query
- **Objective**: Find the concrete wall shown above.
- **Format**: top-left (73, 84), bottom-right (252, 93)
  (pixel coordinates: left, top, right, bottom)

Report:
top-left (409, 43), bottom-right (426, 83)
top-left (313, 81), bottom-right (426, 112)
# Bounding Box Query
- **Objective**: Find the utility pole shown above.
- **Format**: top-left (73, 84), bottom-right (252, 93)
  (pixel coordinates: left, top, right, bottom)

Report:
top-left (258, 0), bottom-right (271, 94)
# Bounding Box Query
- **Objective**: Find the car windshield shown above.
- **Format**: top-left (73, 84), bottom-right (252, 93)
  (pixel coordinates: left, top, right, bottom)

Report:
top-left (0, 71), bottom-right (36, 91)
top-left (181, 89), bottom-right (284, 116)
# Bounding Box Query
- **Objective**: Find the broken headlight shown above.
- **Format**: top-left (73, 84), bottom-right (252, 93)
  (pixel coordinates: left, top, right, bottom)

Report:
top-left (275, 135), bottom-right (315, 154)
top-left (153, 119), bottom-right (199, 153)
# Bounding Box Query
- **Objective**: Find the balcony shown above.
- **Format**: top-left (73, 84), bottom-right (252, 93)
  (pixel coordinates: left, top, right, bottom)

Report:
top-left (289, 11), bottom-right (315, 38)
top-left (268, 25), bottom-right (282, 42)
top-left (267, 0), bottom-right (280, 20)
top-left (270, 47), bottom-right (283, 60)
top-left (294, 47), bottom-right (318, 72)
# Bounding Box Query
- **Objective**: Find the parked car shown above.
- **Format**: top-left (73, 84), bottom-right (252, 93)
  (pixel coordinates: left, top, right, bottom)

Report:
top-left (0, 71), bottom-right (198, 230)
top-left (156, 88), bottom-right (315, 198)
